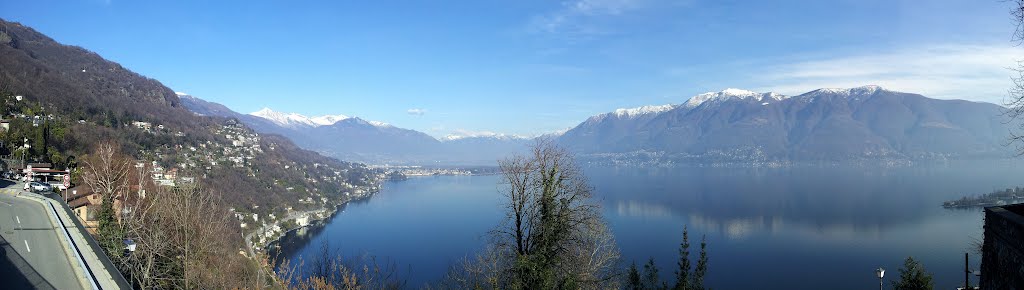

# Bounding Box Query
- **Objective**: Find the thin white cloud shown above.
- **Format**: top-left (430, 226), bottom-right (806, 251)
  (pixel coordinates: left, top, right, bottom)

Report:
top-left (749, 44), bottom-right (1024, 104)
top-left (406, 108), bottom-right (427, 116)
top-left (530, 0), bottom-right (649, 36)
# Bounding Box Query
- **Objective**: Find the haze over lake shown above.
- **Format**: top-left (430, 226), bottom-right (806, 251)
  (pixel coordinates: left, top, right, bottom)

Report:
top-left (273, 161), bottom-right (1024, 289)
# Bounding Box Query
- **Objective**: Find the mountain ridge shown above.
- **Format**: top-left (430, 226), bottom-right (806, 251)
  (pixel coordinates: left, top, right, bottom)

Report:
top-left (183, 85), bottom-right (1016, 165)
top-left (180, 94), bottom-right (531, 165)
top-left (559, 86), bottom-right (1015, 163)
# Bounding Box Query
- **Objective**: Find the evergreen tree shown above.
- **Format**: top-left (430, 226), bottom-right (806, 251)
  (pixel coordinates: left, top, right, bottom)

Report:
top-left (692, 235), bottom-right (708, 290)
top-left (643, 258), bottom-right (667, 290)
top-left (674, 226), bottom-right (691, 290)
top-left (892, 256), bottom-right (934, 290)
top-left (627, 261), bottom-right (642, 290)
top-left (95, 195), bottom-right (122, 256)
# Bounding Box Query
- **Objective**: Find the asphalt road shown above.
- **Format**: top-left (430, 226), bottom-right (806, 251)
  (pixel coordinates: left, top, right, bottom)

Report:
top-left (0, 183), bottom-right (84, 290)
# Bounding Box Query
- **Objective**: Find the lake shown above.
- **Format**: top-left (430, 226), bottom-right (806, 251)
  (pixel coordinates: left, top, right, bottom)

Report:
top-left (271, 161), bottom-right (1024, 289)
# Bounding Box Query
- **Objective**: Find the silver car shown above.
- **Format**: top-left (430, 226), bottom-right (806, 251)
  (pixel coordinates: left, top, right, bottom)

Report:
top-left (27, 182), bottom-right (52, 192)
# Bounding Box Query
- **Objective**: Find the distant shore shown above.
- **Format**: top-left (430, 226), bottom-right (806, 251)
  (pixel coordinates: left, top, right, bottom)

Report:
top-left (943, 187), bottom-right (1024, 209)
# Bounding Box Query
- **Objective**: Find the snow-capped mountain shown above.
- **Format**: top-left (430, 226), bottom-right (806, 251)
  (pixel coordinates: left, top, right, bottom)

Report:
top-left (179, 95), bottom-right (530, 165)
top-left (311, 114), bottom-right (351, 126)
top-left (559, 88), bottom-right (783, 153)
top-left (248, 108), bottom-right (373, 129)
top-left (441, 133), bottom-right (533, 163)
top-left (250, 108), bottom-right (322, 128)
top-left (441, 131), bottom-right (530, 141)
top-left (367, 120), bottom-right (392, 128)
top-left (612, 104), bottom-right (676, 119)
top-left (246, 107), bottom-right (399, 130)
top-left (557, 86), bottom-right (1015, 162)
top-left (682, 88), bottom-right (787, 108)
top-left (582, 88), bottom-right (784, 125)
top-left (182, 85), bottom-right (1014, 165)
top-left (796, 85), bottom-right (885, 101)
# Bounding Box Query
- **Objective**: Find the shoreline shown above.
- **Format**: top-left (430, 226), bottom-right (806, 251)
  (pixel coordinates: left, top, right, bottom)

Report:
top-left (244, 186), bottom-right (383, 272)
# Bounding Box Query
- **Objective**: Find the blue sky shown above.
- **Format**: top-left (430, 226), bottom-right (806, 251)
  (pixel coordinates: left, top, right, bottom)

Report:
top-left (1, 0), bottom-right (1022, 137)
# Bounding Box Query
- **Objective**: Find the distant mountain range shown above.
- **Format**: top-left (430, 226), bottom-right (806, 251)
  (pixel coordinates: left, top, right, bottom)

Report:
top-left (560, 86), bottom-right (1015, 163)
top-left (183, 85), bottom-right (1017, 165)
top-left (180, 94), bottom-right (531, 165)
top-left (0, 18), bottom-right (380, 216)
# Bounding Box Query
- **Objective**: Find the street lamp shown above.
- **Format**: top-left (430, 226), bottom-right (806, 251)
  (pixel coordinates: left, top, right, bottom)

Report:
top-left (123, 238), bottom-right (136, 257)
top-left (876, 268), bottom-right (885, 290)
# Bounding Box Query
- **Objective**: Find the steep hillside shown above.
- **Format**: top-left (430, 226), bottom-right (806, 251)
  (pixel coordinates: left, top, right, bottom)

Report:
top-left (0, 18), bottom-right (381, 222)
top-left (0, 21), bottom-right (196, 130)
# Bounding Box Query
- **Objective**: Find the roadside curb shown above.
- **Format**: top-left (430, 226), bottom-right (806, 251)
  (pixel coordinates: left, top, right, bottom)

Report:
top-left (8, 182), bottom-right (132, 290)
top-left (13, 191), bottom-right (97, 290)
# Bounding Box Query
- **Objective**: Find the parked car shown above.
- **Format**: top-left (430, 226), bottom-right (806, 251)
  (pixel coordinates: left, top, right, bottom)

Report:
top-left (26, 182), bottom-right (52, 192)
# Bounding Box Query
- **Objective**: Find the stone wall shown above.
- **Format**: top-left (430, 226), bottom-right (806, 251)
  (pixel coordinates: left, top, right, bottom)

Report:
top-left (981, 204), bottom-right (1024, 289)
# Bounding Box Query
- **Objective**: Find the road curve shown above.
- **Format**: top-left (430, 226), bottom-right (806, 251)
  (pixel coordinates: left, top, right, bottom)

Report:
top-left (0, 190), bottom-right (85, 290)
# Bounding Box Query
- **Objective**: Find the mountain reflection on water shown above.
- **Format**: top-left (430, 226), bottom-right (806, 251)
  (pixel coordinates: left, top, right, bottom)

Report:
top-left (273, 160), bottom-right (1024, 289)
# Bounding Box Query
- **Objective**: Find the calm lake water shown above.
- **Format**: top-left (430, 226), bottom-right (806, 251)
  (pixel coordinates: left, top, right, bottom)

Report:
top-left (271, 161), bottom-right (1024, 289)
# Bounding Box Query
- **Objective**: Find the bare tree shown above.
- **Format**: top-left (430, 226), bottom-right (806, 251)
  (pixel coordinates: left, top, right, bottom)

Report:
top-left (156, 183), bottom-right (236, 289)
top-left (79, 142), bottom-right (262, 289)
top-left (1005, 0), bottom-right (1024, 154)
top-left (80, 141), bottom-right (133, 201)
top-left (110, 162), bottom-right (179, 289)
top-left (79, 142), bottom-right (134, 265)
top-left (275, 241), bottom-right (406, 290)
top-left (436, 245), bottom-right (507, 289)
top-left (563, 219), bottom-right (621, 287)
top-left (459, 138), bottom-right (620, 289)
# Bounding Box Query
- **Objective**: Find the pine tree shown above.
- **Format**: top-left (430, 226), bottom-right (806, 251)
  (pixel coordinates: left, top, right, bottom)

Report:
top-left (692, 235), bottom-right (708, 290)
top-left (892, 256), bottom-right (934, 290)
top-left (674, 226), bottom-right (691, 290)
top-left (627, 261), bottom-right (643, 290)
top-left (643, 258), bottom-right (666, 290)
top-left (95, 194), bottom-right (122, 256)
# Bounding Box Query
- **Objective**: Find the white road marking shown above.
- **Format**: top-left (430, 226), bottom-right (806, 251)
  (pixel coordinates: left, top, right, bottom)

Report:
top-left (15, 215), bottom-right (20, 224)
top-left (24, 240), bottom-right (30, 252)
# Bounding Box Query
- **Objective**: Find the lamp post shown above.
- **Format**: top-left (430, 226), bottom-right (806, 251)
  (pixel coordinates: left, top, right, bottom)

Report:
top-left (875, 267), bottom-right (885, 290)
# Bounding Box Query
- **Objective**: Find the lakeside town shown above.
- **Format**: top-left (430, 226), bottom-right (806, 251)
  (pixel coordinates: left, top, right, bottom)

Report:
top-left (372, 165), bottom-right (500, 177)
top-left (0, 97), bottom-right (388, 266)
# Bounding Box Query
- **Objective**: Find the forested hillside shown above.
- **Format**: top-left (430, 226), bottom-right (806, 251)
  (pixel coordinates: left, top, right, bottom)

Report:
top-left (0, 17), bottom-right (380, 220)
top-left (0, 18), bottom-right (383, 288)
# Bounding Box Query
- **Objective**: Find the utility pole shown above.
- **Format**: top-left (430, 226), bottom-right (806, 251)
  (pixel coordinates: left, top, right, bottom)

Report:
top-left (964, 252), bottom-right (970, 290)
